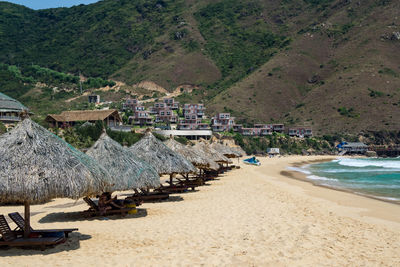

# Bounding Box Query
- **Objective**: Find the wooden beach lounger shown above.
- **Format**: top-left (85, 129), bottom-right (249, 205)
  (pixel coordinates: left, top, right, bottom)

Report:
top-left (204, 170), bottom-right (220, 179)
top-left (155, 184), bottom-right (189, 194)
top-left (175, 177), bottom-right (203, 190)
top-left (82, 197), bottom-right (133, 217)
top-left (127, 191), bottom-right (169, 203)
top-left (0, 215), bottom-right (65, 250)
top-left (8, 212), bottom-right (78, 238)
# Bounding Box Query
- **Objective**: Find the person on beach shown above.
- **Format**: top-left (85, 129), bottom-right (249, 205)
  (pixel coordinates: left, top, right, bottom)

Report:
top-left (103, 192), bottom-right (125, 210)
top-left (98, 193), bottom-right (113, 215)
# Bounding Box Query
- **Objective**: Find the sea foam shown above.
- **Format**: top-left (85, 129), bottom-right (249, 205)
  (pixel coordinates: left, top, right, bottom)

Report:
top-left (307, 175), bottom-right (338, 182)
top-left (337, 158), bottom-right (400, 169)
top-left (286, 166), bottom-right (311, 175)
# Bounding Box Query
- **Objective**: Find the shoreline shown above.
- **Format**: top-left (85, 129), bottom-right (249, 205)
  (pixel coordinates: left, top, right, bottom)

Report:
top-left (281, 157), bottom-right (400, 206)
top-left (260, 156), bottom-right (400, 226)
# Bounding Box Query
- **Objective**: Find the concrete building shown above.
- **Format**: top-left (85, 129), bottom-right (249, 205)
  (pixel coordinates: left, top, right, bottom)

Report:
top-left (211, 113), bottom-right (236, 132)
top-left (163, 98), bottom-right (179, 110)
top-left (155, 129), bottom-right (212, 140)
top-left (123, 98), bottom-right (139, 110)
top-left (288, 127), bottom-right (313, 138)
top-left (88, 95), bottom-right (100, 104)
top-left (182, 103), bottom-right (205, 118)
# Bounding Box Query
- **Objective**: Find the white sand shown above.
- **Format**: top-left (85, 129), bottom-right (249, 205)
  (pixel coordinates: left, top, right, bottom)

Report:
top-left (1, 155), bottom-right (400, 266)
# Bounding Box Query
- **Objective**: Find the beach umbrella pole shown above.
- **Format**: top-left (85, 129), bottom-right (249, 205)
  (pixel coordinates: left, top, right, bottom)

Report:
top-left (24, 201), bottom-right (31, 238)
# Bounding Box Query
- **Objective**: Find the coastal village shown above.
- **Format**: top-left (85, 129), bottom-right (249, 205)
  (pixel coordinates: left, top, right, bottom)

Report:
top-left (1, 0), bottom-right (400, 266)
top-left (3, 91), bottom-right (399, 157)
top-left (43, 94), bottom-right (313, 140)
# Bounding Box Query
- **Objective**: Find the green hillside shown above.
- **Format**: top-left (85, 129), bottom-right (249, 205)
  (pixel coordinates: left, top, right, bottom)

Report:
top-left (0, 0), bottom-right (399, 134)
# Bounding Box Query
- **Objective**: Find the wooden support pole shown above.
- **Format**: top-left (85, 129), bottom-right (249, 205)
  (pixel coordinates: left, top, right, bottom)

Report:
top-left (24, 202), bottom-right (31, 238)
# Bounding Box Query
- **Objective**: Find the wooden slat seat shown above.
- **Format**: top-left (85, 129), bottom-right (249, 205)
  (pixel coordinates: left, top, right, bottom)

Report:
top-left (127, 192), bottom-right (169, 203)
top-left (175, 178), bottom-right (203, 190)
top-left (0, 215), bottom-right (65, 250)
top-left (82, 197), bottom-right (133, 217)
top-left (8, 212), bottom-right (78, 238)
top-left (155, 184), bottom-right (189, 194)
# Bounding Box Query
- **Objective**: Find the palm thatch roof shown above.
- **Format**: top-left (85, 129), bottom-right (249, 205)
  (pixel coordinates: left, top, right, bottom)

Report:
top-left (193, 141), bottom-right (232, 164)
top-left (211, 142), bottom-right (241, 158)
top-left (0, 92), bottom-right (30, 113)
top-left (0, 119), bottom-right (111, 204)
top-left (86, 133), bottom-right (160, 190)
top-left (164, 138), bottom-right (219, 170)
top-left (230, 146), bottom-right (246, 157)
top-left (46, 109), bottom-right (121, 122)
top-left (130, 132), bottom-right (196, 175)
top-left (190, 144), bottom-right (220, 171)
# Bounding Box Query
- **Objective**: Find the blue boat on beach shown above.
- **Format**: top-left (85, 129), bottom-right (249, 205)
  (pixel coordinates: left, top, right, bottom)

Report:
top-left (243, 157), bottom-right (261, 166)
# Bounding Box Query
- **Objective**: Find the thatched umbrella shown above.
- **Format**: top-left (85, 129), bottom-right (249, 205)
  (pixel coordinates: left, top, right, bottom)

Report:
top-left (86, 133), bottom-right (160, 190)
top-left (0, 119), bottom-right (111, 238)
top-left (193, 141), bottom-right (232, 165)
top-left (231, 146), bottom-right (246, 157)
top-left (164, 138), bottom-right (207, 168)
top-left (164, 137), bottom-right (219, 172)
top-left (130, 131), bottom-right (196, 184)
top-left (189, 145), bottom-right (220, 171)
top-left (211, 142), bottom-right (241, 158)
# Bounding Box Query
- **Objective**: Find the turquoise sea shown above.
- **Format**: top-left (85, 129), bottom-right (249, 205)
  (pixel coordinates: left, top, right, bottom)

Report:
top-left (289, 157), bottom-right (400, 202)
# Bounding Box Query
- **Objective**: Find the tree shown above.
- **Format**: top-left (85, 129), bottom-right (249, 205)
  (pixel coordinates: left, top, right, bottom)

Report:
top-left (0, 122), bottom-right (6, 134)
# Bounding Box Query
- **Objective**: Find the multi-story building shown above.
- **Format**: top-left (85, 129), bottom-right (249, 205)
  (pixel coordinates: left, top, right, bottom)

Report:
top-left (150, 102), bottom-right (167, 114)
top-left (178, 103), bottom-right (208, 130)
top-left (237, 123), bottom-right (285, 136)
top-left (272, 124), bottom-right (285, 133)
top-left (288, 127), bottom-right (313, 138)
top-left (177, 117), bottom-right (210, 130)
top-left (211, 113), bottom-right (237, 132)
top-left (233, 124), bottom-right (243, 132)
top-left (177, 123), bottom-right (198, 130)
top-left (155, 108), bottom-right (177, 124)
top-left (182, 103), bottom-right (205, 118)
top-left (129, 105), bottom-right (153, 126)
top-left (182, 112), bottom-right (199, 123)
top-left (240, 126), bottom-right (272, 136)
top-left (163, 98), bottom-right (179, 110)
top-left (123, 98), bottom-right (139, 110)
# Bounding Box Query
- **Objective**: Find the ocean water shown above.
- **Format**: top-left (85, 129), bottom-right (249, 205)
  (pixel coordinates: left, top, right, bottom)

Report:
top-left (289, 157), bottom-right (400, 202)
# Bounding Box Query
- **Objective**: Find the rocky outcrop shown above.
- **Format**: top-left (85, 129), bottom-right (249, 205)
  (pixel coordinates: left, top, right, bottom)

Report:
top-left (381, 32), bottom-right (400, 41)
top-left (307, 75), bottom-right (320, 84)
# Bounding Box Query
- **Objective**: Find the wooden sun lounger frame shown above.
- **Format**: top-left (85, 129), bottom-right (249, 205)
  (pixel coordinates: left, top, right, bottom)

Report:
top-left (127, 191), bottom-right (170, 202)
top-left (82, 197), bottom-right (133, 217)
top-left (175, 177), bottom-right (203, 190)
top-left (0, 215), bottom-right (65, 251)
top-left (155, 184), bottom-right (189, 194)
top-left (8, 212), bottom-right (78, 238)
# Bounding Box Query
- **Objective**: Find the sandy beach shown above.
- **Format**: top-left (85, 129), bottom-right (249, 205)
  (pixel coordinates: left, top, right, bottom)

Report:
top-left (1, 155), bottom-right (400, 266)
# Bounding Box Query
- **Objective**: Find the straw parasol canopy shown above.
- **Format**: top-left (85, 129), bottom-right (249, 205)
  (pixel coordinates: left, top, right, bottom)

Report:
top-left (164, 137), bottom-right (219, 171)
top-left (193, 141), bottom-right (232, 164)
top-left (0, 119), bottom-right (111, 237)
top-left (230, 146), bottom-right (246, 157)
top-left (130, 131), bottom-right (196, 175)
top-left (190, 144), bottom-right (220, 171)
top-left (86, 133), bottom-right (160, 190)
top-left (211, 142), bottom-right (241, 158)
